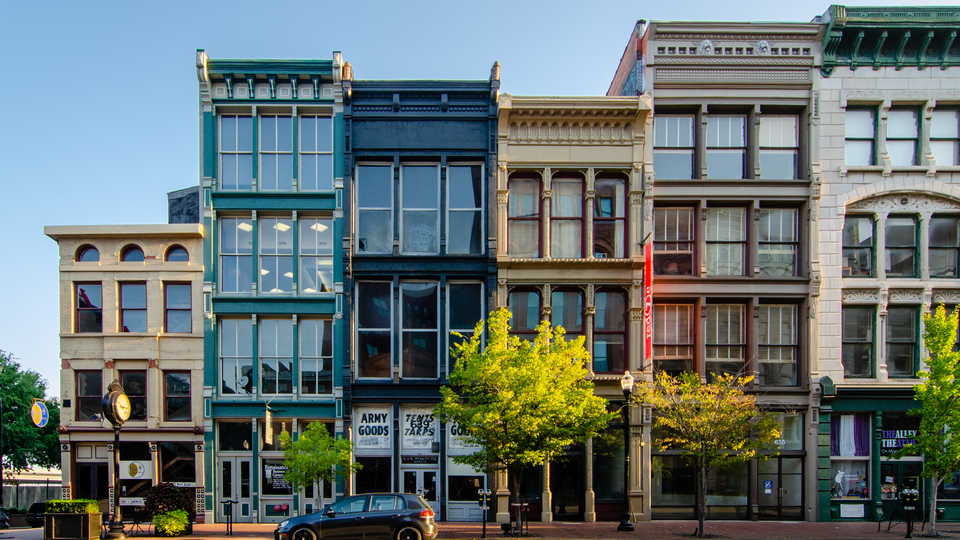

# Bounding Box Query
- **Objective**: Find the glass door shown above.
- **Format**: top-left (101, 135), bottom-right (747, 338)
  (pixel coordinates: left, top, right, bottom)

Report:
top-left (402, 469), bottom-right (439, 512)
top-left (758, 457), bottom-right (803, 520)
top-left (880, 461), bottom-right (925, 521)
top-left (219, 457), bottom-right (253, 523)
top-left (300, 479), bottom-right (335, 516)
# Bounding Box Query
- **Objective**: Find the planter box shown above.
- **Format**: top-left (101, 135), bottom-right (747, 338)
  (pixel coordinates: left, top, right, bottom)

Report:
top-left (8, 514), bottom-right (29, 528)
top-left (44, 512), bottom-right (102, 540)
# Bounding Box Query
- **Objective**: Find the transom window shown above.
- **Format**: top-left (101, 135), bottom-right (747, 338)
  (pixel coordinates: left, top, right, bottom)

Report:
top-left (653, 115), bottom-right (695, 179)
top-left (508, 176), bottom-right (541, 258)
top-left (356, 282), bottom-right (392, 378)
top-left (706, 208), bottom-right (746, 276)
top-left (550, 176), bottom-right (584, 259)
top-left (654, 208), bottom-right (694, 275)
top-left (120, 282), bottom-right (146, 333)
top-left (845, 108), bottom-right (876, 166)
top-left (260, 319), bottom-right (293, 394)
top-left (886, 307), bottom-right (918, 378)
top-left (653, 304), bottom-right (694, 376)
top-left (356, 164), bottom-right (393, 254)
top-left (758, 209), bottom-right (798, 276)
top-left (220, 115), bottom-right (253, 190)
top-left (300, 218), bottom-right (334, 293)
top-left (220, 319), bottom-right (253, 395)
top-left (400, 165), bottom-right (440, 255)
top-left (842, 216), bottom-right (875, 278)
top-left (259, 115), bottom-right (293, 190)
top-left (886, 108), bottom-right (919, 167)
top-left (705, 304), bottom-right (745, 378)
top-left (220, 217), bottom-right (253, 293)
top-left (447, 165), bottom-right (484, 255)
top-left (706, 115), bottom-right (746, 179)
top-left (401, 282), bottom-right (439, 379)
top-left (931, 109), bottom-right (960, 167)
top-left (757, 305), bottom-right (798, 386)
top-left (299, 116), bottom-right (333, 191)
top-left (260, 217), bottom-right (293, 293)
top-left (842, 306), bottom-right (874, 378)
top-left (300, 319), bottom-right (333, 394)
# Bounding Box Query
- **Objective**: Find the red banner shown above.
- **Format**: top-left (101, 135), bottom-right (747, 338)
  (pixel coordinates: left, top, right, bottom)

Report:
top-left (643, 241), bottom-right (653, 363)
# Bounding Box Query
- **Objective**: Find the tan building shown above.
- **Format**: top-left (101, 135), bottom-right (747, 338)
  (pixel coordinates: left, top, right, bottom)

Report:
top-left (494, 95), bottom-right (652, 522)
top-left (46, 224), bottom-right (205, 521)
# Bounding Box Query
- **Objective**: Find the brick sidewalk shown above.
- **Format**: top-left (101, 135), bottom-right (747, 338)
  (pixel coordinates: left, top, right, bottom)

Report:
top-left (183, 520), bottom-right (960, 540)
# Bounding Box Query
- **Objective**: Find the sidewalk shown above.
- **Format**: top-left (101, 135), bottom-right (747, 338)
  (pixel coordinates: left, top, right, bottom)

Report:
top-left (179, 520), bottom-right (960, 540)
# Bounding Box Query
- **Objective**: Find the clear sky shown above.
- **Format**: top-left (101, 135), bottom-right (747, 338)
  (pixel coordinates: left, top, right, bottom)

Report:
top-left (1, 0), bottom-right (953, 398)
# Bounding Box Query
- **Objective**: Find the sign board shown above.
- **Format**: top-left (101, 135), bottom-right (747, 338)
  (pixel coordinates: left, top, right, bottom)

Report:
top-left (402, 407), bottom-right (437, 450)
top-left (840, 504), bottom-right (865, 518)
top-left (265, 463), bottom-right (290, 491)
top-left (881, 429), bottom-right (917, 455)
top-left (120, 461), bottom-right (153, 480)
top-left (448, 422), bottom-right (480, 451)
top-left (31, 402), bottom-right (49, 428)
top-left (401, 456), bottom-right (439, 465)
top-left (643, 241), bottom-right (653, 361)
top-left (355, 407), bottom-right (392, 449)
top-left (120, 497), bottom-right (145, 506)
top-left (764, 480), bottom-right (773, 494)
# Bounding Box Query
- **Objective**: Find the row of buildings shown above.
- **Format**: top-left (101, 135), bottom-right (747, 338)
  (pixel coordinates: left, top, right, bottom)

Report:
top-left (45, 5), bottom-right (960, 525)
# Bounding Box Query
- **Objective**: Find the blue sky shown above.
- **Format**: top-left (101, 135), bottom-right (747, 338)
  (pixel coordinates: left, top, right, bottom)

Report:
top-left (0, 0), bottom-right (952, 397)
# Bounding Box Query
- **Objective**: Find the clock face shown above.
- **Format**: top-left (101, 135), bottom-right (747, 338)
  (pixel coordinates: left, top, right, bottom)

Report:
top-left (114, 393), bottom-right (132, 422)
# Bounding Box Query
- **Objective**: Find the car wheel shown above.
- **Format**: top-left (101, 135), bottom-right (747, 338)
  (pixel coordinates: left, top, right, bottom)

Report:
top-left (396, 526), bottom-right (422, 540)
top-left (292, 527), bottom-right (318, 540)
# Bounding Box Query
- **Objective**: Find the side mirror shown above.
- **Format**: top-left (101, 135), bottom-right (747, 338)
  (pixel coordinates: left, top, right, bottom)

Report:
top-left (325, 510), bottom-right (337, 517)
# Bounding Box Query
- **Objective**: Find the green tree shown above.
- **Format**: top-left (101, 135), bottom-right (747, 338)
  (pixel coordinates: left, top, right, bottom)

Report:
top-left (434, 308), bottom-right (616, 525)
top-left (890, 305), bottom-right (960, 536)
top-left (0, 350), bottom-right (61, 471)
top-left (635, 371), bottom-right (780, 538)
top-left (279, 422), bottom-right (359, 500)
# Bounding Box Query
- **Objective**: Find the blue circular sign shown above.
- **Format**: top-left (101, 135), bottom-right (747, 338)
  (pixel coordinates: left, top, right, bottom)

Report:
top-left (31, 402), bottom-right (49, 428)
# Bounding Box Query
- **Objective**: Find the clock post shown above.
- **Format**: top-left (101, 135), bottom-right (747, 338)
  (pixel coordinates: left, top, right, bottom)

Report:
top-left (102, 380), bottom-right (131, 539)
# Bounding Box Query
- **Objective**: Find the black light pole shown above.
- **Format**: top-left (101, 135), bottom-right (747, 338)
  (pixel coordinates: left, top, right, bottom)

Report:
top-left (102, 381), bottom-right (130, 540)
top-left (0, 395), bottom-right (8, 530)
top-left (617, 372), bottom-right (635, 532)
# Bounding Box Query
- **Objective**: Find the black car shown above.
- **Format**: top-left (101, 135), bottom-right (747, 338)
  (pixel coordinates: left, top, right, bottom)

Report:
top-left (275, 493), bottom-right (437, 540)
top-left (26, 502), bottom-right (46, 528)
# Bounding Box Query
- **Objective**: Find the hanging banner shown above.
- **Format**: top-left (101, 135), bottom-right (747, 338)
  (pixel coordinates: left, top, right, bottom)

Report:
top-left (643, 241), bottom-right (653, 362)
top-left (355, 407), bottom-right (392, 449)
top-left (265, 408), bottom-right (274, 445)
top-left (402, 407), bottom-right (437, 450)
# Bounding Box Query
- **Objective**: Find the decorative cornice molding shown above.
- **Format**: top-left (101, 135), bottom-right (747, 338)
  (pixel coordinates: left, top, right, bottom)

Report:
top-left (848, 193), bottom-right (960, 212)
top-left (507, 121), bottom-right (635, 146)
top-left (933, 290), bottom-right (960, 304)
top-left (843, 289), bottom-right (881, 303)
top-left (889, 289), bottom-right (924, 303)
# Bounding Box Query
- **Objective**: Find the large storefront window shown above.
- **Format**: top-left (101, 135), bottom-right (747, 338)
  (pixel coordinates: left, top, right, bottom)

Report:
top-left (830, 413), bottom-right (870, 500)
top-left (652, 455), bottom-right (695, 518)
top-left (592, 427), bottom-right (624, 501)
top-left (356, 457), bottom-right (392, 493)
top-left (262, 459), bottom-right (293, 496)
top-left (219, 421), bottom-right (253, 451)
top-left (161, 442), bottom-right (196, 484)
top-left (119, 442), bottom-right (153, 498)
top-left (705, 462), bottom-right (748, 519)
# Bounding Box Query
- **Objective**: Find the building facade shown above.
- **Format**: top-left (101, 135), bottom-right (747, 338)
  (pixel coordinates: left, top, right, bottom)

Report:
top-left (494, 94), bottom-right (651, 522)
top-left (196, 51), bottom-right (348, 524)
top-left (610, 19), bottom-right (824, 521)
top-left (814, 5), bottom-right (960, 522)
top-left (46, 224), bottom-right (205, 520)
top-left (341, 70), bottom-right (500, 522)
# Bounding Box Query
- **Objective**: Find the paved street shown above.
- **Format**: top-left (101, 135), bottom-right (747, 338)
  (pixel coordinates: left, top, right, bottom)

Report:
top-left (5, 520), bottom-right (960, 540)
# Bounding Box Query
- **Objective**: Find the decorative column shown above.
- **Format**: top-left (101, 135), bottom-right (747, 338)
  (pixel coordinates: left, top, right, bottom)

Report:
top-left (542, 168), bottom-right (553, 258)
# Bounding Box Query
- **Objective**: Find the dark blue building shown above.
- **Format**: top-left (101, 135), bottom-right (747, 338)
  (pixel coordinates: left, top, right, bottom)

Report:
top-left (342, 67), bottom-right (500, 521)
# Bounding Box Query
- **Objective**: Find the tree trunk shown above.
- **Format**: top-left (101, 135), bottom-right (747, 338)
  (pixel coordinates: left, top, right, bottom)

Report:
top-left (697, 463), bottom-right (707, 538)
top-left (508, 463), bottom-right (524, 532)
top-left (928, 476), bottom-right (943, 537)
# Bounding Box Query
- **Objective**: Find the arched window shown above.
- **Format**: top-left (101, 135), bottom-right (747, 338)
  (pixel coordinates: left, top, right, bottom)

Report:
top-left (165, 245), bottom-right (189, 262)
top-left (121, 245), bottom-right (145, 262)
top-left (76, 245), bottom-right (100, 262)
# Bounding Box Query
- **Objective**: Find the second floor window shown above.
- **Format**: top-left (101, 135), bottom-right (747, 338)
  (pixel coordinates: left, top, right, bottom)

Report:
top-left (758, 305), bottom-right (798, 386)
top-left (551, 289), bottom-right (583, 338)
top-left (76, 283), bottom-right (102, 333)
top-left (930, 217), bottom-right (960, 278)
top-left (121, 371), bottom-right (147, 421)
top-left (220, 116), bottom-right (253, 190)
top-left (653, 304), bottom-right (694, 376)
top-left (76, 370), bottom-right (102, 421)
top-left (260, 217), bottom-right (293, 293)
top-left (401, 165), bottom-right (440, 254)
top-left (758, 209), bottom-right (798, 276)
top-left (164, 372), bottom-right (191, 421)
top-left (842, 306), bottom-right (874, 378)
top-left (509, 289), bottom-right (541, 342)
top-left (447, 283), bottom-right (483, 373)
top-left (220, 218), bottom-right (253, 293)
top-left (120, 283), bottom-right (146, 333)
top-left (887, 307), bottom-right (918, 378)
top-left (706, 208), bottom-right (746, 276)
top-left (260, 115), bottom-right (293, 190)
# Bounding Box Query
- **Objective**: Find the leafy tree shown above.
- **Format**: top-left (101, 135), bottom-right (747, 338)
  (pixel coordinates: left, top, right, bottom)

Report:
top-left (635, 371), bottom-right (780, 538)
top-left (279, 422), bottom-right (359, 500)
top-left (434, 308), bottom-right (616, 525)
top-left (0, 350), bottom-right (61, 471)
top-left (890, 305), bottom-right (960, 536)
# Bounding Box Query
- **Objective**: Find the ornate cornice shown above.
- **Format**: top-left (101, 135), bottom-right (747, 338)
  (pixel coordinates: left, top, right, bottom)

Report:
top-left (848, 193), bottom-right (960, 212)
top-left (507, 121), bottom-right (635, 146)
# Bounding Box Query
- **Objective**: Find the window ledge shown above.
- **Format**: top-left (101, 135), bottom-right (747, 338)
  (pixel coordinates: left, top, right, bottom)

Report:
top-left (842, 166), bottom-right (885, 173)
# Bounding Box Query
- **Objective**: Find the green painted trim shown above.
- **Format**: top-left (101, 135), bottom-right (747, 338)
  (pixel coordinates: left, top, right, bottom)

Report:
top-left (211, 299), bottom-right (336, 315)
top-left (204, 112), bottom-right (215, 179)
top-left (211, 193), bottom-right (336, 212)
top-left (252, 316), bottom-right (260, 394)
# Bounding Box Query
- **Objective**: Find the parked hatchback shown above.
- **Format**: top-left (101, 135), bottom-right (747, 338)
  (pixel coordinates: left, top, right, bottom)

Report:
top-left (26, 502), bottom-right (46, 528)
top-left (275, 493), bottom-right (437, 540)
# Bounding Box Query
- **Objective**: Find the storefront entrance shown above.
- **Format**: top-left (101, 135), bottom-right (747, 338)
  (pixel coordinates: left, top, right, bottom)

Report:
top-left (550, 457), bottom-right (584, 521)
top-left (757, 457), bottom-right (803, 520)
top-left (880, 460), bottom-right (924, 520)
top-left (218, 457), bottom-right (253, 523)
top-left (402, 469), bottom-right (439, 511)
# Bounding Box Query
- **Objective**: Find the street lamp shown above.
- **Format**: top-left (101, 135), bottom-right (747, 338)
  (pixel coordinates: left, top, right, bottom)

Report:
top-left (102, 380), bottom-right (132, 539)
top-left (617, 371), bottom-right (635, 532)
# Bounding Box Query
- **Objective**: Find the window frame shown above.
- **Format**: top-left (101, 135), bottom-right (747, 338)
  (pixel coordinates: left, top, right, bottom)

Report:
top-left (705, 303), bottom-right (746, 379)
top-left (75, 282), bottom-right (103, 333)
top-left (842, 215), bottom-right (876, 278)
top-left (120, 245), bottom-right (144, 262)
top-left (76, 245), bottom-right (99, 262)
top-left (758, 208), bottom-right (799, 277)
top-left (757, 304), bottom-right (799, 386)
top-left (842, 306), bottom-right (875, 379)
top-left (164, 282), bottom-right (191, 334)
top-left (259, 115), bottom-right (293, 191)
top-left (886, 107), bottom-right (920, 167)
top-left (163, 371), bottom-right (191, 422)
top-left (706, 207), bottom-right (747, 276)
top-left (885, 215), bottom-right (918, 278)
top-left (259, 216), bottom-right (294, 294)
top-left (164, 245), bottom-right (189, 262)
top-left (446, 163), bottom-right (485, 255)
top-left (400, 281), bottom-right (440, 380)
top-left (76, 370), bottom-right (102, 422)
top-left (886, 306), bottom-right (919, 378)
top-left (705, 114), bottom-right (747, 180)
top-left (930, 215), bottom-right (960, 278)
top-left (446, 281), bottom-right (484, 375)
top-left (653, 114), bottom-right (696, 180)
top-left (507, 175), bottom-right (542, 258)
top-left (549, 174), bottom-right (585, 259)
top-left (220, 318), bottom-right (253, 396)
top-left (299, 318), bottom-right (333, 395)
top-left (758, 114), bottom-right (800, 180)
top-left (551, 288), bottom-right (584, 338)
top-left (654, 207), bottom-right (695, 276)
top-left (299, 217), bottom-right (334, 294)
top-left (259, 318), bottom-right (294, 395)
top-left (593, 174), bottom-right (628, 259)
top-left (653, 303), bottom-right (695, 376)
top-left (299, 115), bottom-right (334, 191)
top-left (931, 108), bottom-right (960, 167)
top-left (508, 288), bottom-right (542, 342)
top-left (355, 163), bottom-right (395, 255)
top-left (593, 288), bottom-right (627, 374)
top-left (219, 115), bottom-right (254, 191)
top-left (119, 282), bottom-right (147, 333)
top-left (219, 217), bottom-right (253, 293)
top-left (399, 164), bottom-right (441, 255)
top-left (845, 107), bottom-right (878, 167)
top-left (120, 370), bottom-right (147, 422)
top-left (356, 281), bottom-right (393, 380)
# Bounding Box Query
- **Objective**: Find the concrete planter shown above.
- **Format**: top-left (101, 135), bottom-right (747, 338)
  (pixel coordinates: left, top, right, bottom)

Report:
top-left (43, 512), bottom-right (102, 540)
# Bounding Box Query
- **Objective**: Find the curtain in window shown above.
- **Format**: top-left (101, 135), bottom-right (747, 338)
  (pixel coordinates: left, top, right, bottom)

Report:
top-left (831, 414), bottom-right (870, 456)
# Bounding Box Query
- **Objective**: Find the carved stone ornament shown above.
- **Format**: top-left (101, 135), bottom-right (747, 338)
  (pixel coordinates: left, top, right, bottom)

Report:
top-left (889, 289), bottom-right (923, 303)
top-left (757, 40), bottom-right (771, 55)
top-left (933, 290), bottom-right (960, 304)
top-left (849, 194), bottom-right (960, 212)
top-left (842, 289), bottom-right (880, 303)
top-left (697, 39), bottom-right (714, 55)
top-left (497, 190), bottom-right (509, 204)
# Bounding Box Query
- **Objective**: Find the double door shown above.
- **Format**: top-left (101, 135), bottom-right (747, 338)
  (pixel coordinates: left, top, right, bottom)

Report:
top-left (880, 460), bottom-right (924, 520)
top-left (757, 457), bottom-right (803, 520)
top-left (402, 468), bottom-right (438, 510)
top-left (219, 457), bottom-right (253, 523)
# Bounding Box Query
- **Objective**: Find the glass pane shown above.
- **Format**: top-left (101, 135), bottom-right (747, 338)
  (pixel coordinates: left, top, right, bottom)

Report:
top-left (842, 344), bottom-right (873, 377)
top-left (358, 282), bottom-right (391, 328)
top-left (595, 179), bottom-right (625, 218)
top-left (449, 283), bottom-right (482, 330)
top-left (358, 331), bottom-right (392, 378)
top-left (449, 166), bottom-right (482, 209)
top-left (551, 221), bottom-right (581, 258)
top-left (886, 248), bottom-right (916, 277)
top-left (166, 285), bottom-right (192, 309)
top-left (887, 309), bottom-right (916, 341)
top-left (653, 150), bottom-right (694, 179)
top-left (300, 257), bottom-right (333, 293)
top-left (220, 116), bottom-right (237, 151)
top-left (402, 166), bottom-right (438, 208)
top-left (887, 140), bottom-right (917, 167)
top-left (509, 291), bottom-right (540, 332)
top-left (261, 219), bottom-right (293, 255)
top-left (931, 109), bottom-right (960, 138)
top-left (402, 332), bottom-right (438, 378)
top-left (707, 149), bottom-right (745, 179)
top-left (846, 109), bottom-right (875, 138)
top-left (552, 179), bottom-right (582, 217)
top-left (845, 140), bottom-right (874, 166)
top-left (654, 115), bottom-right (694, 147)
top-left (759, 245), bottom-right (797, 276)
top-left (931, 248), bottom-right (959, 278)
top-left (759, 115), bottom-right (798, 147)
top-left (759, 150), bottom-right (798, 179)
top-left (843, 216), bottom-right (874, 247)
top-left (593, 221), bottom-right (624, 258)
top-left (236, 117), bottom-right (252, 152)
top-left (593, 335), bottom-right (624, 373)
top-left (402, 211), bottom-right (439, 253)
top-left (887, 343), bottom-right (916, 377)
top-left (300, 116), bottom-right (316, 152)
top-left (402, 283), bottom-right (438, 329)
top-left (122, 284), bottom-right (146, 309)
top-left (551, 291), bottom-right (583, 333)
top-left (448, 211), bottom-right (482, 255)
top-left (358, 210), bottom-right (392, 254)
top-left (509, 221), bottom-right (538, 258)
top-left (706, 116), bottom-right (746, 147)
top-left (261, 116), bottom-right (277, 152)
top-left (931, 140), bottom-right (960, 167)
top-left (887, 109), bottom-right (918, 138)
top-left (843, 308), bottom-right (873, 340)
top-left (509, 179), bottom-right (539, 217)
top-left (300, 219), bottom-right (334, 255)
top-left (358, 166), bottom-right (393, 208)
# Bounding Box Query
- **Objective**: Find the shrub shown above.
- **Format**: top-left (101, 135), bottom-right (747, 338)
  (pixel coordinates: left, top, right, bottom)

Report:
top-left (153, 509), bottom-right (189, 537)
top-left (45, 500), bottom-right (100, 513)
top-left (144, 483), bottom-right (192, 515)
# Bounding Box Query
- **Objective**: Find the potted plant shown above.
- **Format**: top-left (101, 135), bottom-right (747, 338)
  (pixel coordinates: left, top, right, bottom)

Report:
top-left (43, 499), bottom-right (101, 540)
top-left (144, 483), bottom-right (194, 537)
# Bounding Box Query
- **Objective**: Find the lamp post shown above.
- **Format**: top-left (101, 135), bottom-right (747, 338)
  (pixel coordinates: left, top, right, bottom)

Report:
top-left (617, 371), bottom-right (635, 532)
top-left (102, 380), bottom-right (131, 539)
top-left (0, 395), bottom-right (8, 530)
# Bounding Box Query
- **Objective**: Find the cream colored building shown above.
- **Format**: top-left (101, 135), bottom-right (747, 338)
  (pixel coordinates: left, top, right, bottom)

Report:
top-left (46, 224), bottom-right (205, 521)
top-left (494, 95), bottom-right (652, 522)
